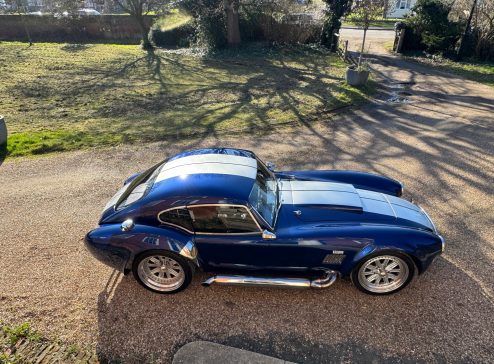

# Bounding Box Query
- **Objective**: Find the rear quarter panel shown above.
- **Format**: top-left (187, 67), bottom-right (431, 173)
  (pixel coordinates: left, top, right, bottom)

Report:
top-left (86, 224), bottom-right (194, 271)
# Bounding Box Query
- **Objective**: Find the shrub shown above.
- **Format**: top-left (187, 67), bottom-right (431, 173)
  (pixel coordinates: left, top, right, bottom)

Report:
top-left (398, 23), bottom-right (425, 52)
top-left (150, 21), bottom-right (196, 48)
top-left (320, 0), bottom-right (352, 51)
top-left (404, 0), bottom-right (462, 54)
top-left (239, 6), bottom-right (265, 42)
top-left (180, 0), bottom-right (227, 50)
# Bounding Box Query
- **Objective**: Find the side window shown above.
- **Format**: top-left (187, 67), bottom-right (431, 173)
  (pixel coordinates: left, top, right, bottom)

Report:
top-left (189, 205), bottom-right (260, 234)
top-left (158, 208), bottom-right (194, 233)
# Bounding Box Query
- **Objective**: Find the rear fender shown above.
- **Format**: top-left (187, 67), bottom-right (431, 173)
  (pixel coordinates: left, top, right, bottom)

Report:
top-left (86, 223), bottom-right (198, 272)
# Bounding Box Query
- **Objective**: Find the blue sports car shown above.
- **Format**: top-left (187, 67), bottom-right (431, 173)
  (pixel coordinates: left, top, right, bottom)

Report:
top-left (85, 148), bottom-right (444, 295)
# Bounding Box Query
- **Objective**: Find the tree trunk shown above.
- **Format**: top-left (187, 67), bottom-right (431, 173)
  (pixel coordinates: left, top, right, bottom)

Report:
top-left (225, 0), bottom-right (241, 45)
top-left (358, 27), bottom-right (367, 67)
top-left (457, 0), bottom-right (478, 60)
top-left (136, 15), bottom-right (153, 50)
top-left (21, 14), bottom-right (33, 46)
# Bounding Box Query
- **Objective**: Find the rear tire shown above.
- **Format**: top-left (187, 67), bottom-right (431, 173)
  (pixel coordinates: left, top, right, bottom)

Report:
top-left (132, 250), bottom-right (193, 294)
top-left (351, 251), bottom-right (415, 295)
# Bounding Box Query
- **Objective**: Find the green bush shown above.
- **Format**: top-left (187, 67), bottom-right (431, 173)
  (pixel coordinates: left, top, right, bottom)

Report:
top-left (397, 21), bottom-right (425, 52)
top-left (180, 0), bottom-right (227, 50)
top-left (404, 0), bottom-right (462, 53)
top-left (321, 0), bottom-right (352, 50)
top-left (239, 6), bottom-right (265, 42)
top-left (150, 22), bottom-right (196, 48)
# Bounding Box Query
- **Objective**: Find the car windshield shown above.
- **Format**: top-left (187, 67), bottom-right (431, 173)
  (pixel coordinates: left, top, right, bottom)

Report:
top-left (248, 160), bottom-right (278, 227)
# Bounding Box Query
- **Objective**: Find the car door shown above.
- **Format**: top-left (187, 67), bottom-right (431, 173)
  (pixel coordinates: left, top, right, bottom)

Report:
top-left (190, 204), bottom-right (276, 271)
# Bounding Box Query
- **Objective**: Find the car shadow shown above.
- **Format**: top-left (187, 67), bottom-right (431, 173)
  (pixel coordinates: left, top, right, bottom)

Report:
top-left (95, 256), bottom-right (491, 363)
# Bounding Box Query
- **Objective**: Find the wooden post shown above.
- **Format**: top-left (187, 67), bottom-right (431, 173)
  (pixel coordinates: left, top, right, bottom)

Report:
top-left (344, 40), bottom-right (349, 61)
top-left (333, 32), bottom-right (340, 53)
top-left (396, 28), bottom-right (406, 53)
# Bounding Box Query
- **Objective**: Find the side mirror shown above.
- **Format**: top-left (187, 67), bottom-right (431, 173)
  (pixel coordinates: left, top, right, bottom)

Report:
top-left (262, 230), bottom-right (276, 240)
top-left (266, 162), bottom-right (276, 171)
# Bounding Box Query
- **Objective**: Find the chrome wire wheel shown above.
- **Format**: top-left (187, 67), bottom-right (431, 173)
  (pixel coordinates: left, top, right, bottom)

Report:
top-left (357, 255), bottom-right (410, 294)
top-left (137, 255), bottom-right (185, 292)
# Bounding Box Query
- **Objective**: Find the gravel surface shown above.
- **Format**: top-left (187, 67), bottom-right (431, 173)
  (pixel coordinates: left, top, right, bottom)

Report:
top-left (1, 44), bottom-right (493, 363)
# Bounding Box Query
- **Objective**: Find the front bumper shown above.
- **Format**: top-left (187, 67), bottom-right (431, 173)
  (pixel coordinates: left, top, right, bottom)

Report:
top-left (84, 231), bottom-right (130, 272)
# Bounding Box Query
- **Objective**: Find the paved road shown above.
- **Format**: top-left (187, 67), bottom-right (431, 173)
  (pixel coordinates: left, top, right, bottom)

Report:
top-left (1, 35), bottom-right (493, 363)
top-left (340, 28), bottom-right (395, 55)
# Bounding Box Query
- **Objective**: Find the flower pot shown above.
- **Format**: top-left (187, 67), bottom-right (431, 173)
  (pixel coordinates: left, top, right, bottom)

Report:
top-left (0, 116), bottom-right (6, 146)
top-left (345, 68), bottom-right (370, 86)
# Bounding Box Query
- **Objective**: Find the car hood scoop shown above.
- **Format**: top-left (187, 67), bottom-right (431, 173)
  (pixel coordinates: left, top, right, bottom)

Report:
top-left (280, 180), bottom-right (434, 231)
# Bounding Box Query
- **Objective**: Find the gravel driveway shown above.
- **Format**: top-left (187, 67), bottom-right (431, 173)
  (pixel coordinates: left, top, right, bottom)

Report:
top-left (1, 42), bottom-right (493, 363)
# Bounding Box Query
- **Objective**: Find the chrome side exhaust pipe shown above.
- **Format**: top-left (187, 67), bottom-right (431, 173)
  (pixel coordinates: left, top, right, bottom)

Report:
top-left (202, 270), bottom-right (337, 289)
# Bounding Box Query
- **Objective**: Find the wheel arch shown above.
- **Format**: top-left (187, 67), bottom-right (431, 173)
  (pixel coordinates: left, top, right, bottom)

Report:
top-left (123, 224), bottom-right (200, 270)
top-left (342, 227), bottom-right (443, 277)
top-left (87, 223), bottom-right (200, 273)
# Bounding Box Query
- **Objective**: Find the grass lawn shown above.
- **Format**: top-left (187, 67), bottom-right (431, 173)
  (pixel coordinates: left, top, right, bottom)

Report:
top-left (155, 8), bottom-right (192, 31)
top-left (0, 42), bottom-right (375, 158)
top-left (408, 57), bottom-right (494, 88)
top-left (383, 42), bottom-right (494, 88)
top-left (342, 18), bottom-right (400, 29)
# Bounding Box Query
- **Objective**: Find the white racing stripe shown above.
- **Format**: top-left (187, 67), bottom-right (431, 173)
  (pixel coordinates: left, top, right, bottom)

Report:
top-left (289, 181), bottom-right (355, 192)
top-left (291, 190), bottom-right (362, 207)
top-left (279, 180), bottom-right (362, 208)
top-left (155, 154), bottom-right (257, 183)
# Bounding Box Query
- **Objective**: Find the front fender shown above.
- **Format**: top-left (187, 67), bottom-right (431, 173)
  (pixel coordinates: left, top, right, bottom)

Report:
top-left (339, 227), bottom-right (443, 277)
top-left (85, 224), bottom-right (198, 272)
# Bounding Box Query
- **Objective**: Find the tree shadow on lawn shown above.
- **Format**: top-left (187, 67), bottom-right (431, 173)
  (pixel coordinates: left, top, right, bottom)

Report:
top-left (61, 43), bottom-right (92, 53)
top-left (9, 45), bottom-right (365, 145)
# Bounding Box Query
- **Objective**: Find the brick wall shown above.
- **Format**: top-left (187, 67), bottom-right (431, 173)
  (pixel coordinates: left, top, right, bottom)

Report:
top-left (0, 15), bottom-right (155, 44)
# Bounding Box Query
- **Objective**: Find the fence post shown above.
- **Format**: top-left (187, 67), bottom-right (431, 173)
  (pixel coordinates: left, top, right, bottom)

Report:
top-left (333, 32), bottom-right (340, 53)
top-left (344, 40), bottom-right (349, 61)
top-left (396, 29), bottom-right (406, 53)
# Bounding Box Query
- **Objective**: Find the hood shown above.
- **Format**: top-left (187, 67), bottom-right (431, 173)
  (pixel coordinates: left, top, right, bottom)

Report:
top-left (279, 180), bottom-right (435, 231)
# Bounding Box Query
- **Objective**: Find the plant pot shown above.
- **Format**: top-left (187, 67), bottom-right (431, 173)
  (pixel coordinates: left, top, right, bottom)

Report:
top-left (0, 116), bottom-right (6, 146)
top-left (345, 68), bottom-right (370, 86)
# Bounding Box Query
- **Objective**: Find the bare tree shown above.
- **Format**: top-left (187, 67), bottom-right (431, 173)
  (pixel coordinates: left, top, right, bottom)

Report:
top-left (457, 0), bottom-right (478, 58)
top-left (113, 0), bottom-right (170, 49)
top-left (349, 0), bottom-right (383, 67)
top-left (5, 0), bottom-right (33, 45)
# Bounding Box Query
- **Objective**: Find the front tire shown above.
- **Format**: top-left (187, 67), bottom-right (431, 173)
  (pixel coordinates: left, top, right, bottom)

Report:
top-left (132, 250), bottom-right (193, 294)
top-left (351, 252), bottom-right (415, 295)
